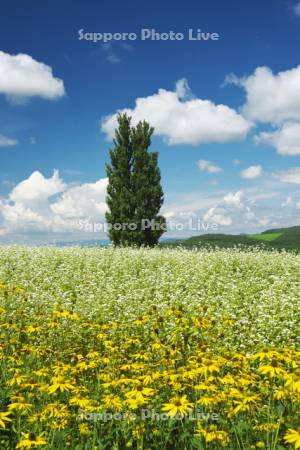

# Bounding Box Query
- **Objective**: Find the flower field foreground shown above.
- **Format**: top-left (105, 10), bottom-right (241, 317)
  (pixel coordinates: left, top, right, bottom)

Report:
top-left (0, 246), bottom-right (299, 449)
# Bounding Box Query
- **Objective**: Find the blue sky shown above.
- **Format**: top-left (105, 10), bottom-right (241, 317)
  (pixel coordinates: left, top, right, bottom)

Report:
top-left (1, 0), bottom-right (300, 243)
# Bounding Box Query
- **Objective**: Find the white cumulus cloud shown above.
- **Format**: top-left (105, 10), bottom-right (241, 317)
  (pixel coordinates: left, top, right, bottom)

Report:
top-left (203, 206), bottom-right (233, 226)
top-left (204, 190), bottom-right (261, 229)
top-left (0, 134), bottom-right (18, 147)
top-left (197, 159), bottom-right (222, 173)
top-left (0, 51), bottom-right (65, 103)
top-left (274, 167), bottom-right (300, 184)
top-left (223, 190), bottom-right (245, 208)
top-left (0, 171), bottom-right (108, 236)
top-left (10, 170), bottom-right (66, 204)
top-left (228, 65), bottom-right (300, 124)
top-left (51, 178), bottom-right (107, 219)
top-left (101, 79), bottom-right (252, 145)
top-left (256, 122), bottom-right (300, 155)
top-left (240, 165), bottom-right (263, 179)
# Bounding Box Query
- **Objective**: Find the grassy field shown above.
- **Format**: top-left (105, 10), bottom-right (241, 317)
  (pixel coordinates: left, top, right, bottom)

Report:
top-left (250, 233), bottom-right (283, 242)
top-left (0, 246), bottom-right (299, 449)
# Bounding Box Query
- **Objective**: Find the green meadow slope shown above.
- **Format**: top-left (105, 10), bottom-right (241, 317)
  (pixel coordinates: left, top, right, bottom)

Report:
top-left (163, 226), bottom-right (300, 251)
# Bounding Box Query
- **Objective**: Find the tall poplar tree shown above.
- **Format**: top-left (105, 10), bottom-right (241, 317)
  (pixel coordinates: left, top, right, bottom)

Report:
top-left (131, 120), bottom-right (165, 246)
top-left (105, 114), bottom-right (134, 246)
top-left (105, 113), bottom-right (165, 246)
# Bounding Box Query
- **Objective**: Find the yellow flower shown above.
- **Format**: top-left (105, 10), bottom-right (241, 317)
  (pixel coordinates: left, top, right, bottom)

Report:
top-left (52, 363), bottom-right (72, 375)
top-left (123, 383), bottom-right (152, 409)
top-left (258, 363), bottom-right (286, 378)
top-left (141, 372), bottom-right (160, 385)
top-left (48, 320), bottom-right (60, 329)
top-left (28, 413), bottom-right (42, 424)
top-left (284, 428), bottom-right (300, 449)
top-left (228, 394), bottom-right (260, 417)
top-left (196, 359), bottom-right (221, 376)
top-left (195, 379), bottom-right (217, 393)
top-left (0, 410), bottom-right (12, 428)
top-left (125, 385), bottom-right (155, 402)
top-left (133, 317), bottom-right (146, 325)
top-left (197, 395), bottom-right (222, 407)
top-left (151, 341), bottom-right (163, 350)
top-left (161, 395), bottom-right (193, 417)
top-left (79, 423), bottom-right (91, 435)
top-left (219, 374), bottom-right (236, 385)
top-left (124, 397), bottom-right (146, 410)
top-left (8, 374), bottom-right (28, 386)
top-left (254, 422), bottom-right (279, 432)
top-left (253, 349), bottom-right (278, 361)
top-left (41, 403), bottom-right (69, 420)
top-left (8, 397), bottom-right (32, 413)
top-left (25, 325), bottom-right (41, 333)
top-left (13, 286), bottom-right (25, 293)
top-left (16, 433), bottom-right (47, 449)
top-left (75, 360), bottom-right (91, 371)
top-left (285, 374), bottom-right (300, 393)
top-left (69, 396), bottom-right (96, 410)
top-left (195, 425), bottom-right (229, 446)
top-left (132, 424), bottom-right (145, 439)
top-left (48, 376), bottom-right (75, 394)
top-left (101, 394), bottom-right (122, 410)
top-left (34, 368), bottom-right (49, 377)
top-left (53, 310), bottom-right (79, 320)
top-left (49, 417), bottom-right (68, 430)
top-left (96, 332), bottom-right (107, 339)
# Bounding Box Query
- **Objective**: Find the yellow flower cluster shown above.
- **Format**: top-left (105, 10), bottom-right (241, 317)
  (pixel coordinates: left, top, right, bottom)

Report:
top-left (0, 280), bottom-right (299, 449)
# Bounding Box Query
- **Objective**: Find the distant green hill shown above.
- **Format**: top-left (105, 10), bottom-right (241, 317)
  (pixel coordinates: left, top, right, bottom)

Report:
top-left (250, 232), bottom-right (282, 242)
top-left (258, 226), bottom-right (300, 250)
top-left (162, 226), bottom-right (300, 251)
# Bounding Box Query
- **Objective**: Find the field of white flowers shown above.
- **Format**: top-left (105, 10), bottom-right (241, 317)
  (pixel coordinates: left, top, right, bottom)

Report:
top-left (0, 246), bottom-right (299, 449)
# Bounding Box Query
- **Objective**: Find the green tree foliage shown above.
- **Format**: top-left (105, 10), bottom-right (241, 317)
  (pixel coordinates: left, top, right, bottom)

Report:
top-left (106, 114), bottom-right (165, 246)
